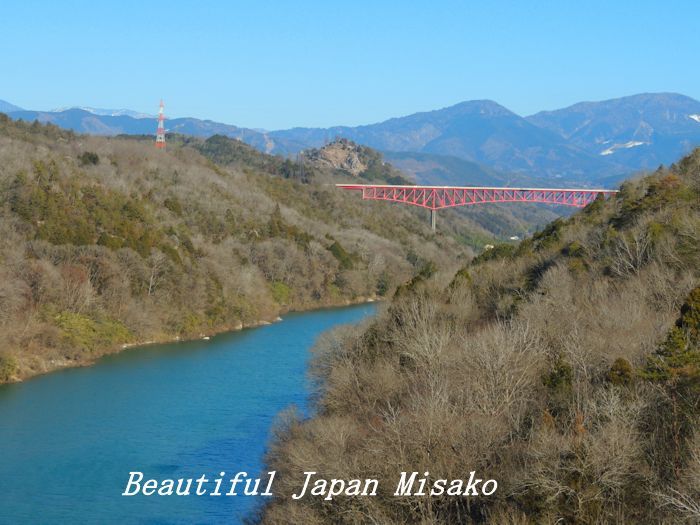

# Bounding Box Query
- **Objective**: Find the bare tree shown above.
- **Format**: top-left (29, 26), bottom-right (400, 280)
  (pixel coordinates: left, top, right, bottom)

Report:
top-left (610, 226), bottom-right (652, 277)
top-left (146, 249), bottom-right (168, 297)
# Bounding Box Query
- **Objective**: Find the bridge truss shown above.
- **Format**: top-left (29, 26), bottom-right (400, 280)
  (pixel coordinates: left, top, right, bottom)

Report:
top-left (336, 184), bottom-right (618, 230)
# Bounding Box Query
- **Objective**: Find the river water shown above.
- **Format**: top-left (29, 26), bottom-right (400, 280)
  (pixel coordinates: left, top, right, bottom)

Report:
top-left (0, 303), bottom-right (376, 524)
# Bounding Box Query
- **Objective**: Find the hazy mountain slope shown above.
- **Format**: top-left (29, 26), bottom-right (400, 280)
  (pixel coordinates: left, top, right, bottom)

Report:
top-left (383, 150), bottom-right (506, 186)
top-left (383, 150), bottom-right (581, 190)
top-left (528, 93), bottom-right (700, 170)
top-left (0, 99), bottom-right (22, 113)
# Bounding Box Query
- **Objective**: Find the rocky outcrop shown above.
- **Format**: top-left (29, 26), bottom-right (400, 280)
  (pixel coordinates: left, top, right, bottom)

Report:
top-left (303, 138), bottom-right (369, 176)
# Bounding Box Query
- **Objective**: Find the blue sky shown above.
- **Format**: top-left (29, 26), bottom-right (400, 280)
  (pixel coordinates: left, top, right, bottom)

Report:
top-left (1, 1), bottom-right (698, 129)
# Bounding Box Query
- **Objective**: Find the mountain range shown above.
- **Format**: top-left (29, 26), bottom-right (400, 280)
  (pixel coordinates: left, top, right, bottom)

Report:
top-left (527, 93), bottom-right (700, 173)
top-left (3, 93), bottom-right (700, 186)
top-left (49, 106), bottom-right (155, 119)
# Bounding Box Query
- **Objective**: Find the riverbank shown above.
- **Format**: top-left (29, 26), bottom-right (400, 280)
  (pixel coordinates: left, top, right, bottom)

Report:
top-left (0, 302), bottom-right (378, 524)
top-left (3, 295), bottom-right (380, 385)
top-left (0, 116), bottom-right (475, 395)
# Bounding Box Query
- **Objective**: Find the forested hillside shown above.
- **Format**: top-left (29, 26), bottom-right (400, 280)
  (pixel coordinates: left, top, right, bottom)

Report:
top-left (262, 150), bottom-right (700, 523)
top-left (0, 116), bottom-right (482, 383)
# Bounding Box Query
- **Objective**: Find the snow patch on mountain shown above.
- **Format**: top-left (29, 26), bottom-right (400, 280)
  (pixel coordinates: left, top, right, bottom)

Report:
top-left (600, 141), bottom-right (646, 156)
top-left (51, 106), bottom-right (154, 119)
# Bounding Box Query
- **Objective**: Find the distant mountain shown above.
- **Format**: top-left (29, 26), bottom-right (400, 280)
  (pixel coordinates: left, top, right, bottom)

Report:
top-left (7, 108), bottom-right (159, 135)
top-left (0, 99), bottom-right (22, 113)
top-left (165, 117), bottom-right (278, 152)
top-left (527, 93), bottom-right (700, 170)
top-left (268, 100), bottom-right (623, 180)
top-left (4, 93), bottom-right (700, 185)
top-left (383, 151), bottom-right (507, 186)
top-left (51, 106), bottom-right (154, 119)
top-left (383, 151), bottom-right (564, 187)
top-left (4, 108), bottom-right (283, 153)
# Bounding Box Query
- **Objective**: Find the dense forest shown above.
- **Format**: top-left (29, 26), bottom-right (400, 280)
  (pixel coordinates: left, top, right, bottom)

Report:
top-left (261, 150), bottom-right (700, 523)
top-left (0, 116), bottom-right (488, 383)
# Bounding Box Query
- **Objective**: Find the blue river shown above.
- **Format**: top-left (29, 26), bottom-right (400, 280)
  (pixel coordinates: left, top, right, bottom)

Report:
top-left (0, 303), bottom-right (376, 524)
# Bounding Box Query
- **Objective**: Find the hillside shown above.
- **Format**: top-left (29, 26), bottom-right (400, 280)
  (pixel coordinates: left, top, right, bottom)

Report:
top-left (261, 149), bottom-right (700, 523)
top-left (0, 116), bottom-right (481, 383)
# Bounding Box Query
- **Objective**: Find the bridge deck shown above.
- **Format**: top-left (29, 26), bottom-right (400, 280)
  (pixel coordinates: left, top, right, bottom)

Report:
top-left (337, 184), bottom-right (616, 192)
top-left (336, 184), bottom-right (618, 230)
top-left (336, 184), bottom-right (617, 210)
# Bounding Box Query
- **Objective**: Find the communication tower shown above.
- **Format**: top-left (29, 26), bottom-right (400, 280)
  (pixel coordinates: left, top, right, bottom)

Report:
top-left (155, 100), bottom-right (166, 148)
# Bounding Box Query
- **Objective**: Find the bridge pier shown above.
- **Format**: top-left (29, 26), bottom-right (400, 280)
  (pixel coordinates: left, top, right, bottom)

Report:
top-left (430, 209), bottom-right (436, 231)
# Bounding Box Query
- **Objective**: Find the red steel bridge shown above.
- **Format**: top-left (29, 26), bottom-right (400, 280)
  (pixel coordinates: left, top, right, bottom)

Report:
top-left (336, 184), bottom-right (618, 230)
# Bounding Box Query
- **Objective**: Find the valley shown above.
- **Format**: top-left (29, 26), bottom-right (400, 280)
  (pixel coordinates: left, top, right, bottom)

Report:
top-left (0, 116), bottom-right (475, 383)
top-left (3, 3), bottom-right (699, 524)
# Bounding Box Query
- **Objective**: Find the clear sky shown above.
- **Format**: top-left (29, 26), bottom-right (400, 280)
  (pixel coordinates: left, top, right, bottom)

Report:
top-left (1, 1), bottom-right (698, 129)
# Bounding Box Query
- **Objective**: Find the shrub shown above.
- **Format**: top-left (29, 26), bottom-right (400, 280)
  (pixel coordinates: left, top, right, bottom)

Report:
top-left (79, 151), bottom-right (100, 166)
top-left (640, 286), bottom-right (700, 479)
top-left (271, 281), bottom-right (292, 305)
top-left (448, 266), bottom-right (472, 289)
top-left (328, 241), bottom-right (354, 270)
top-left (376, 271), bottom-right (390, 296)
top-left (542, 355), bottom-right (573, 417)
top-left (472, 242), bottom-right (515, 264)
top-left (0, 354), bottom-right (19, 382)
top-left (607, 357), bottom-right (634, 386)
top-left (163, 197), bottom-right (183, 216)
top-left (563, 240), bottom-right (585, 258)
top-left (642, 286), bottom-right (700, 382)
top-left (54, 312), bottom-right (132, 353)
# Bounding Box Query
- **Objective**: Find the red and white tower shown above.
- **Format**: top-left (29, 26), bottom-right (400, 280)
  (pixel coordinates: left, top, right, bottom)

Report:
top-left (155, 100), bottom-right (166, 149)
